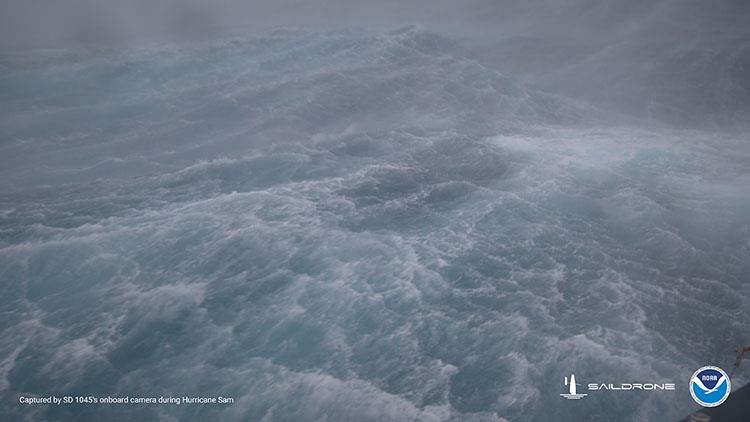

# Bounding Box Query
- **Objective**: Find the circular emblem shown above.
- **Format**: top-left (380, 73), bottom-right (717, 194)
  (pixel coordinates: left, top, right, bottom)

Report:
top-left (689, 366), bottom-right (731, 407)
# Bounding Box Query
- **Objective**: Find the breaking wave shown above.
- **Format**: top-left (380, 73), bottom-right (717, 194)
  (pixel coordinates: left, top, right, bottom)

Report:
top-left (1, 27), bottom-right (749, 421)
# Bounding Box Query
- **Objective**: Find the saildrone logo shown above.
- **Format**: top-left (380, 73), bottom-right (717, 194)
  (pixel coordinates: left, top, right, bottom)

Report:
top-left (560, 374), bottom-right (587, 400)
top-left (689, 366), bottom-right (731, 407)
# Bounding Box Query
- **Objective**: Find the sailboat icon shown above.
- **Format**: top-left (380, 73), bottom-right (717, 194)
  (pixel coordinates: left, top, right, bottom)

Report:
top-left (560, 374), bottom-right (588, 400)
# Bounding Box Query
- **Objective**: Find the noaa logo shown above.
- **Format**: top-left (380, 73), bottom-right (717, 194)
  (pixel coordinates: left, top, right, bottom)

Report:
top-left (689, 366), bottom-right (731, 407)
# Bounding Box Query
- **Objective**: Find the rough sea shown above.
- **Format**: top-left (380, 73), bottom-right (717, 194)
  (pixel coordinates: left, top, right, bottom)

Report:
top-left (1, 27), bottom-right (749, 421)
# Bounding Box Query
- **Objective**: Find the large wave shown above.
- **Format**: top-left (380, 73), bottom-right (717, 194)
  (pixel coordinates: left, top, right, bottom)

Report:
top-left (1, 27), bottom-right (749, 421)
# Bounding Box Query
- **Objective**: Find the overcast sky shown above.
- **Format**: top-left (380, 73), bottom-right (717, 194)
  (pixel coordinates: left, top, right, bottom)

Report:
top-left (1, 0), bottom-right (747, 50)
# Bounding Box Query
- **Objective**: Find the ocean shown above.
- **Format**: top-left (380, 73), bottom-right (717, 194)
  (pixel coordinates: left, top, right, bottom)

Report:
top-left (1, 27), bottom-right (749, 421)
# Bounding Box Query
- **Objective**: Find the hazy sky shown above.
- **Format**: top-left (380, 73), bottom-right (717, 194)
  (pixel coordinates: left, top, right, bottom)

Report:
top-left (1, 0), bottom-right (747, 50)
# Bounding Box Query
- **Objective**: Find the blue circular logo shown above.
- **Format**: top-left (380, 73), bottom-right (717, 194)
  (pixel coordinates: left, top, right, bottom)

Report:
top-left (690, 366), bottom-right (731, 407)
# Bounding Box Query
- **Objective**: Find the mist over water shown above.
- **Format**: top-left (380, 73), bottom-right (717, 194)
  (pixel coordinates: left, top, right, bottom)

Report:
top-left (1, 3), bottom-right (749, 422)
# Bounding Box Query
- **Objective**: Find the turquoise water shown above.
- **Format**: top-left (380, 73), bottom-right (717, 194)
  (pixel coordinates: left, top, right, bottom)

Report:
top-left (1, 28), bottom-right (749, 421)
